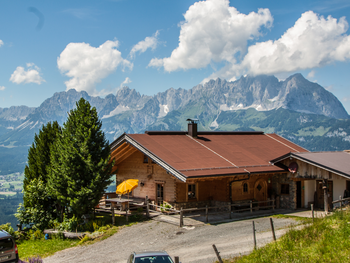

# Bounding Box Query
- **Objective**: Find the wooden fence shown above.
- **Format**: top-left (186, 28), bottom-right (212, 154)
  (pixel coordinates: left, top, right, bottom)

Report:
top-left (147, 198), bottom-right (275, 227)
top-left (332, 196), bottom-right (350, 210)
top-left (96, 196), bottom-right (275, 227)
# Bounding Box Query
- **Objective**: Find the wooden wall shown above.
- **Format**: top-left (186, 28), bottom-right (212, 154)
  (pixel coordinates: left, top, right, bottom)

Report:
top-left (176, 178), bottom-right (230, 203)
top-left (115, 147), bottom-right (283, 205)
top-left (115, 151), bottom-right (177, 202)
top-left (175, 173), bottom-right (275, 203)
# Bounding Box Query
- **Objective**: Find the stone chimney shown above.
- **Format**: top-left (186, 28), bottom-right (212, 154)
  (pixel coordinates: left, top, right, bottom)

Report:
top-left (186, 118), bottom-right (198, 138)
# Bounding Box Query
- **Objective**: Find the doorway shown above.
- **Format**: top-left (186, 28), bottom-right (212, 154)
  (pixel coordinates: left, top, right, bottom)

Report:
top-left (296, 181), bottom-right (302, 208)
top-left (254, 179), bottom-right (267, 204)
top-left (316, 180), bottom-right (333, 210)
top-left (156, 184), bottom-right (164, 206)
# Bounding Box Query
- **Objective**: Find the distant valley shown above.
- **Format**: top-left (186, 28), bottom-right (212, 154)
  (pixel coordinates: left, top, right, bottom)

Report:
top-left (0, 73), bottom-right (349, 176)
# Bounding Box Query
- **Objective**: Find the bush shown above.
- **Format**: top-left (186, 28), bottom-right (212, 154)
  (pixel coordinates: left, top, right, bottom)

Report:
top-left (79, 219), bottom-right (103, 232)
top-left (28, 230), bottom-right (44, 241)
top-left (0, 223), bottom-right (15, 236)
top-left (57, 215), bottom-right (79, 232)
top-left (51, 231), bottom-right (65, 240)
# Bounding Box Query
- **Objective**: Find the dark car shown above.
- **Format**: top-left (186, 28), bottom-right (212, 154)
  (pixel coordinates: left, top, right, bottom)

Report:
top-left (0, 230), bottom-right (18, 263)
top-left (128, 251), bottom-right (174, 263)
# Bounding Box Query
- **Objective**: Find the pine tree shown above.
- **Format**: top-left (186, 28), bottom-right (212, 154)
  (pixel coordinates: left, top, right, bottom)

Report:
top-left (17, 121), bottom-right (61, 230)
top-left (49, 98), bottom-right (113, 218)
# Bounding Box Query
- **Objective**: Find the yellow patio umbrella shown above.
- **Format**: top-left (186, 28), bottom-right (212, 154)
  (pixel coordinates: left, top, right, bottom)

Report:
top-left (116, 179), bottom-right (139, 197)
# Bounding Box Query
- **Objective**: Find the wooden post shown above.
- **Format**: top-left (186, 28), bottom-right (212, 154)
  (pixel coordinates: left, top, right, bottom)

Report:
top-left (272, 199), bottom-right (275, 211)
top-left (180, 208), bottom-right (183, 227)
top-left (146, 196), bottom-right (150, 218)
top-left (206, 205), bottom-right (209, 223)
top-left (174, 256), bottom-right (179, 263)
top-left (212, 244), bottom-right (223, 263)
top-left (111, 206), bottom-right (115, 225)
top-left (229, 204), bottom-right (232, 219)
top-left (250, 200), bottom-right (253, 213)
top-left (311, 204), bottom-right (314, 223)
top-left (252, 221), bottom-right (257, 250)
top-left (323, 179), bottom-right (328, 214)
top-left (270, 218), bottom-right (276, 241)
top-left (126, 209), bottom-right (129, 222)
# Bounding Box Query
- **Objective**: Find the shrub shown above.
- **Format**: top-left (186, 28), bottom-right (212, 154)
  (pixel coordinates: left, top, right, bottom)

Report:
top-left (78, 234), bottom-right (90, 244)
top-left (0, 223), bottom-right (15, 236)
top-left (51, 231), bottom-right (65, 240)
top-left (57, 215), bottom-right (79, 232)
top-left (30, 230), bottom-right (44, 241)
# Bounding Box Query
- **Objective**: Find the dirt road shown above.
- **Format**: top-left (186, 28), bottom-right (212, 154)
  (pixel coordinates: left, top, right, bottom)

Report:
top-left (43, 216), bottom-right (298, 263)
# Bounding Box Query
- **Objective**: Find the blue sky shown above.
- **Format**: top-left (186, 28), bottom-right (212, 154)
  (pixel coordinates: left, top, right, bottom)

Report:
top-left (1, 0), bottom-right (350, 114)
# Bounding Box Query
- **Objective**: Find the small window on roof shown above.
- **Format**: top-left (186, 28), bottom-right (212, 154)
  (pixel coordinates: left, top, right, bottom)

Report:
top-left (143, 155), bottom-right (149, 163)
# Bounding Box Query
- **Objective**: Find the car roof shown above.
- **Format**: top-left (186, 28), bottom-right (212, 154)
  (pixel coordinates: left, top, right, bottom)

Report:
top-left (0, 230), bottom-right (12, 239)
top-left (134, 251), bottom-right (170, 257)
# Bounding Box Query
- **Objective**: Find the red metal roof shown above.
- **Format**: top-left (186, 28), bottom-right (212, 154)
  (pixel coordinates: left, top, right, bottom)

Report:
top-left (126, 133), bottom-right (307, 178)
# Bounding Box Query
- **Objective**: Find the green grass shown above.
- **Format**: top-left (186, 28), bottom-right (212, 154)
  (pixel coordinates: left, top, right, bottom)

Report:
top-left (271, 214), bottom-right (310, 222)
top-left (18, 239), bottom-right (80, 260)
top-left (221, 209), bottom-right (350, 262)
top-left (16, 211), bottom-right (147, 260)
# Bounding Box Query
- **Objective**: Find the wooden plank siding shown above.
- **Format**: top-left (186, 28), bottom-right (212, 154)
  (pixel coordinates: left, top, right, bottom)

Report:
top-left (113, 148), bottom-right (281, 206)
top-left (115, 151), bottom-right (177, 202)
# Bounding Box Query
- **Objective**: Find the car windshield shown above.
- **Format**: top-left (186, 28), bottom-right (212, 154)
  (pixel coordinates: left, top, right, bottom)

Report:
top-left (0, 238), bottom-right (13, 251)
top-left (135, 256), bottom-right (174, 263)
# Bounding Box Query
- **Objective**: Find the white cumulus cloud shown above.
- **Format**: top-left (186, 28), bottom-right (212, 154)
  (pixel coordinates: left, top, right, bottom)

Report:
top-left (120, 77), bottom-right (131, 88)
top-left (10, 63), bottom-right (45, 84)
top-left (57, 40), bottom-right (133, 95)
top-left (307, 70), bottom-right (316, 78)
top-left (0, 86), bottom-right (5, 91)
top-left (209, 11), bottom-right (350, 80)
top-left (0, 40), bottom-right (3, 47)
top-left (240, 11), bottom-right (350, 76)
top-left (149, 0), bottom-right (272, 72)
top-left (130, 31), bottom-right (160, 58)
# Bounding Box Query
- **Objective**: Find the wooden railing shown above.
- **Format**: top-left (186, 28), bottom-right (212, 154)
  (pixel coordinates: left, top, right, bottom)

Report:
top-left (146, 198), bottom-right (275, 226)
top-left (332, 196), bottom-right (350, 210)
top-left (96, 196), bottom-right (275, 227)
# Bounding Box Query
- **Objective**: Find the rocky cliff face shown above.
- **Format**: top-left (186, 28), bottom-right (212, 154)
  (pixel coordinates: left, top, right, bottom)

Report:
top-left (0, 73), bottom-right (349, 175)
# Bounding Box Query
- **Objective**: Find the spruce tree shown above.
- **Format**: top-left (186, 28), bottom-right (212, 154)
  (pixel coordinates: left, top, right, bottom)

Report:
top-left (49, 98), bottom-right (113, 218)
top-left (17, 121), bottom-right (61, 230)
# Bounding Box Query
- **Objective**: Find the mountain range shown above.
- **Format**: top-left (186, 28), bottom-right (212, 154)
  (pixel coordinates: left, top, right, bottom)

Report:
top-left (1, 73), bottom-right (349, 175)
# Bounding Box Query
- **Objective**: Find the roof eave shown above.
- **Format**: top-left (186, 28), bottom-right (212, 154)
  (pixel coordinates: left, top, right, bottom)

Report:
top-left (271, 152), bottom-right (350, 180)
top-left (110, 134), bottom-right (187, 182)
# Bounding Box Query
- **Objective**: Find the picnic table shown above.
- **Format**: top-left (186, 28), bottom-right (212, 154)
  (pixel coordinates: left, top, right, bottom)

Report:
top-left (105, 198), bottom-right (134, 211)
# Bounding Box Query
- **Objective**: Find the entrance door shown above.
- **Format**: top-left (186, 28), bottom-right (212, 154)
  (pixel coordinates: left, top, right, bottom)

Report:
top-left (156, 184), bottom-right (164, 206)
top-left (254, 179), bottom-right (267, 204)
top-left (316, 180), bottom-right (323, 209)
top-left (296, 181), bottom-right (302, 208)
top-left (316, 180), bottom-right (333, 210)
top-left (328, 181), bottom-right (333, 210)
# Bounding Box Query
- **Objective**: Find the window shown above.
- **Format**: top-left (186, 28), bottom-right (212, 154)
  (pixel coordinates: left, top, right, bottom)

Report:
top-left (243, 183), bottom-right (248, 193)
top-left (143, 154), bottom-right (149, 163)
top-left (281, 184), bottom-right (290, 195)
top-left (188, 184), bottom-right (196, 199)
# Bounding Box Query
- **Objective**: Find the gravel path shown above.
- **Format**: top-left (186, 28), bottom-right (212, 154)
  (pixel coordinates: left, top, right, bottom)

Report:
top-left (44, 217), bottom-right (298, 263)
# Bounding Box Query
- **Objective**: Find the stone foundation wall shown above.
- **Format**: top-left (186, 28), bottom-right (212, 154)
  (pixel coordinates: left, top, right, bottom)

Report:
top-left (271, 173), bottom-right (295, 209)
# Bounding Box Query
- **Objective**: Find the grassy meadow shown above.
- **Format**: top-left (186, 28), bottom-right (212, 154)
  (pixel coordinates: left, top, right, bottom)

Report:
top-left (222, 208), bottom-right (350, 262)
